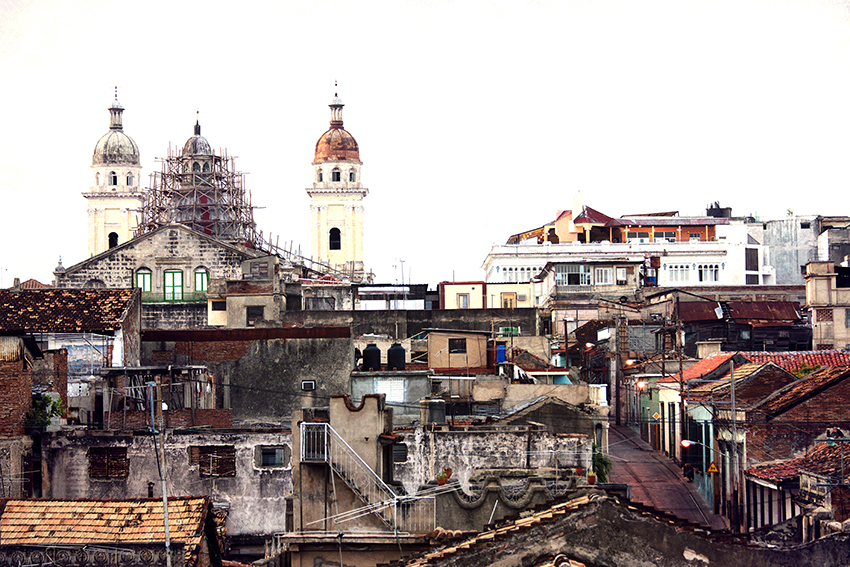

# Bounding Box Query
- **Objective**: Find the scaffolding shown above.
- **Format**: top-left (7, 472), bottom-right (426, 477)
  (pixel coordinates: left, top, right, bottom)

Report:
top-left (135, 145), bottom-right (373, 283)
top-left (136, 146), bottom-right (255, 243)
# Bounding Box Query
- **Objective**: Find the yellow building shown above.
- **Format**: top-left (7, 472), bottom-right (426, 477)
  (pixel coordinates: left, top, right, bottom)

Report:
top-left (83, 92), bottom-right (143, 257)
top-left (306, 90), bottom-right (368, 280)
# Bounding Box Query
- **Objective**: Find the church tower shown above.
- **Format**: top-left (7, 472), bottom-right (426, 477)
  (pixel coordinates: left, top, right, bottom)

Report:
top-left (306, 89), bottom-right (368, 279)
top-left (84, 90), bottom-right (143, 256)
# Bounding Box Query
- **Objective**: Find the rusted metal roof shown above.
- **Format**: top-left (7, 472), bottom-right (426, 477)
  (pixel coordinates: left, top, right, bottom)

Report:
top-left (0, 288), bottom-right (136, 333)
top-left (727, 301), bottom-right (801, 322)
top-left (678, 301), bottom-right (723, 322)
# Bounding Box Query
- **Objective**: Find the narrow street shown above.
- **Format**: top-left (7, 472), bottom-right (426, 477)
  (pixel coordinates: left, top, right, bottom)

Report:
top-left (608, 425), bottom-right (728, 530)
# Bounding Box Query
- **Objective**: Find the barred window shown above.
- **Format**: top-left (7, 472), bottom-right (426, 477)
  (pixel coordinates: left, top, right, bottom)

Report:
top-left (88, 447), bottom-right (129, 479)
top-left (817, 308), bottom-right (834, 323)
top-left (191, 445), bottom-right (236, 477)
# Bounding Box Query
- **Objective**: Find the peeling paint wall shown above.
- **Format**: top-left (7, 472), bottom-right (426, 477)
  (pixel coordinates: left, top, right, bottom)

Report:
top-left (42, 429), bottom-right (292, 537)
top-left (394, 425), bottom-right (592, 496)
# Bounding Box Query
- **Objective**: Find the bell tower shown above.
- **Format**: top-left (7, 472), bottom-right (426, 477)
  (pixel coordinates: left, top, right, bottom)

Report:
top-left (306, 88), bottom-right (368, 280)
top-left (84, 89), bottom-right (143, 256)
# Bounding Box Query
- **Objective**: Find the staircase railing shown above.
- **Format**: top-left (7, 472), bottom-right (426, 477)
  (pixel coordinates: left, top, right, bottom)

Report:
top-left (300, 422), bottom-right (435, 534)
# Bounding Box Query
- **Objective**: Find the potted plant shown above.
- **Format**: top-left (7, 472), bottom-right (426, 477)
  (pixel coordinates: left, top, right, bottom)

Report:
top-left (575, 466), bottom-right (585, 477)
top-left (592, 443), bottom-right (612, 484)
top-left (587, 471), bottom-right (597, 485)
top-left (436, 467), bottom-right (453, 485)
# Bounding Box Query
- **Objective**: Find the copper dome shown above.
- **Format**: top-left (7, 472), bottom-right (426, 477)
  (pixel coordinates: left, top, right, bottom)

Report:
top-left (314, 127), bottom-right (360, 163)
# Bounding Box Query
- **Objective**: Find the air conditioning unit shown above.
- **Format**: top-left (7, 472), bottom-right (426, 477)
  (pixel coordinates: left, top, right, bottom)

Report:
top-left (301, 380), bottom-right (316, 391)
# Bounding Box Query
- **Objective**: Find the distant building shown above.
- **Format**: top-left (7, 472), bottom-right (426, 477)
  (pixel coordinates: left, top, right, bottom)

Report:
top-left (83, 91), bottom-right (143, 256)
top-left (306, 90), bottom-right (369, 281)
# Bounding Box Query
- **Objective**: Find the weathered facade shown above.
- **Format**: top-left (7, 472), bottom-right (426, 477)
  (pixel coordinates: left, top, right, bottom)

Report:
top-left (42, 428), bottom-right (291, 552)
top-left (141, 328), bottom-right (352, 425)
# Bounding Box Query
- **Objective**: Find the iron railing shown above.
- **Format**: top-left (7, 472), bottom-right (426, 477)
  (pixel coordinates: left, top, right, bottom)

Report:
top-left (300, 422), bottom-right (435, 534)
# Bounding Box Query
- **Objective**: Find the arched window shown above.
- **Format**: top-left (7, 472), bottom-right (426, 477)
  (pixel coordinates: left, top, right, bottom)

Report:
top-left (135, 268), bottom-right (152, 292)
top-left (192, 162), bottom-right (201, 172)
top-left (108, 232), bottom-right (119, 248)
top-left (183, 162), bottom-right (189, 173)
top-left (349, 170), bottom-right (356, 182)
top-left (332, 168), bottom-right (341, 182)
top-left (317, 170), bottom-right (323, 182)
top-left (194, 267), bottom-right (209, 292)
top-left (109, 171), bottom-right (117, 186)
top-left (96, 172), bottom-right (101, 185)
top-left (202, 162), bottom-right (210, 172)
top-left (329, 228), bottom-right (341, 250)
top-left (126, 173), bottom-right (133, 186)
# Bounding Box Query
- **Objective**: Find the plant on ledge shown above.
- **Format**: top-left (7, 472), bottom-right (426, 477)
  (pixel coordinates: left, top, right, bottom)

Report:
top-left (25, 394), bottom-right (65, 427)
top-left (436, 467), bottom-right (453, 485)
top-left (592, 443), bottom-right (612, 483)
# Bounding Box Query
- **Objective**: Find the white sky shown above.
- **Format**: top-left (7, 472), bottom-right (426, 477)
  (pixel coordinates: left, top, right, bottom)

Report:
top-left (2, 0), bottom-right (850, 288)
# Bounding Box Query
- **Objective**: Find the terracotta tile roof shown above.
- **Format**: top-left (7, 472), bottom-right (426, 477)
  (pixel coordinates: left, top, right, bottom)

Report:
top-left (398, 494), bottom-right (595, 566)
top-left (748, 441), bottom-right (849, 484)
top-left (754, 366), bottom-right (850, 416)
top-left (657, 351), bottom-right (738, 384)
top-left (740, 351), bottom-right (850, 372)
top-left (0, 497), bottom-right (210, 561)
top-left (687, 362), bottom-right (765, 393)
top-left (18, 279), bottom-right (50, 289)
top-left (0, 288), bottom-right (136, 333)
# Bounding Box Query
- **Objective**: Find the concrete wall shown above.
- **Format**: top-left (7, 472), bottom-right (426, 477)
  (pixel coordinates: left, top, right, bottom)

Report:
top-left (142, 336), bottom-right (353, 426)
top-left (350, 372), bottom-right (431, 425)
top-left (760, 217), bottom-right (818, 285)
top-left (42, 429), bottom-right (292, 538)
top-left (428, 332), bottom-right (488, 368)
top-left (393, 424), bottom-right (592, 496)
top-left (142, 303), bottom-right (208, 330)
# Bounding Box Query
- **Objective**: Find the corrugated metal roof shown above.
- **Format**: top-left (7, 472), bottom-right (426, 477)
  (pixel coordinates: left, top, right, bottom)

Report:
top-left (0, 336), bottom-right (23, 361)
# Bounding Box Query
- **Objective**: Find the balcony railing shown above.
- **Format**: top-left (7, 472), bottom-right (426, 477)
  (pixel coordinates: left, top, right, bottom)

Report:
top-left (141, 291), bottom-right (207, 304)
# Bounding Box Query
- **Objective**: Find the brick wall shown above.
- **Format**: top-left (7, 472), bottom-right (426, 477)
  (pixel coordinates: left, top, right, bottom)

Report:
top-left (176, 341), bottom-right (253, 363)
top-left (105, 408), bottom-right (233, 430)
top-left (142, 303), bottom-right (208, 330)
top-left (0, 360), bottom-right (32, 437)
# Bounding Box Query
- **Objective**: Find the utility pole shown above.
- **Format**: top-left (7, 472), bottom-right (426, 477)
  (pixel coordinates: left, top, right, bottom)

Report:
top-left (148, 380), bottom-right (173, 567)
top-left (730, 360), bottom-right (740, 533)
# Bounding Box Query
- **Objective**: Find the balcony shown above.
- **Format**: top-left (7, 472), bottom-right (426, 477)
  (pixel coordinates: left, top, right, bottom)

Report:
top-left (141, 291), bottom-right (207, 304)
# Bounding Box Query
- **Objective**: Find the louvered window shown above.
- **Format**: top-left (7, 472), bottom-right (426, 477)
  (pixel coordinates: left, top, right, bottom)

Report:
top-left (192, 446), bottom-right (236, 477)
top-left (88, 447), bottom-right (129, 479)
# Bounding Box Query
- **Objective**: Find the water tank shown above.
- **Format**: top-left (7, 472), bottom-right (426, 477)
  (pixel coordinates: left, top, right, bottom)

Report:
top-left (362, 343), bottom-right (381, 371)
top-left (387, 343), bottom-right (406, 370)
top-left (427, 399), bottom-right (446, 425)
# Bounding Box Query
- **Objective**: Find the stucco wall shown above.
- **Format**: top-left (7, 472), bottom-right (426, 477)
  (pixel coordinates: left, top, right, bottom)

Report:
top-left (42, 429), bottom-right (292, 537)
top-left (142, 336), bottom-right (353, 426)
top-left (394, 425), bottom-right (591, 496)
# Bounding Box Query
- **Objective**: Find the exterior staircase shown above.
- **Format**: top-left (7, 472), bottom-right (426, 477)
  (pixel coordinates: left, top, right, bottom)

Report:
top-left (300, 422), bottom-right (434, 534)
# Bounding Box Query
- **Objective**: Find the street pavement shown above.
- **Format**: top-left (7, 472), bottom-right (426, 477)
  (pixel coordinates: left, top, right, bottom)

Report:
top-left (608, 425), bottom-right (728, 530)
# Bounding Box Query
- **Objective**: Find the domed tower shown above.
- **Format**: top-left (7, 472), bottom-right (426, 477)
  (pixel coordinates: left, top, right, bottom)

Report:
top-left (84, 89), bottom-right (143, 256)
top-left (306, 89), bottom-right (368, 279)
